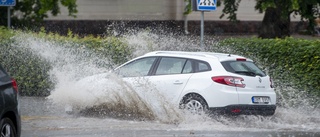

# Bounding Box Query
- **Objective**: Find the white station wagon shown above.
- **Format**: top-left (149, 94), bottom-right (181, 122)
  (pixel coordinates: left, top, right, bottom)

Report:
top-left (114, 51), bottom-right (277, 115)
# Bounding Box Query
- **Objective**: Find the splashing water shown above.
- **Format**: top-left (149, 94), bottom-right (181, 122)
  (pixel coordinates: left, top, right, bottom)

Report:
top-left (12, 30), bottom-right (320, 131)
top-left (12, 31), bottom-right (188, 123)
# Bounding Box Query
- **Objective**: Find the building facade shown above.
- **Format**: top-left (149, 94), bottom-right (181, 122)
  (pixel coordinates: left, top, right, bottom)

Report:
top-left (45, 0), bottom-right (303, 35)
top-left (47, 0), bottom-right (267, 21)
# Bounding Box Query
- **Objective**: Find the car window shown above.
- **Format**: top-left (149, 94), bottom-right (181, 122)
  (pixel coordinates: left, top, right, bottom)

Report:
top-left (221, 61), bottom-right (266, 77)
top-left (182, 60), bottom-right (192, 74)
top-left (198, 61), bottom-right (210, 72)
top-left (194, 60), bottom-right (211, 72)
top-left (117, 57), bottom-right (156, 77)
top-left (155, 57), bottom-right (187, 75)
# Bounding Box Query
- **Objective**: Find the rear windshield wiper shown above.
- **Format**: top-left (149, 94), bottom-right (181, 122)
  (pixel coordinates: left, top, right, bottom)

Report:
top-left (234, 71), bottom-right (257, 76)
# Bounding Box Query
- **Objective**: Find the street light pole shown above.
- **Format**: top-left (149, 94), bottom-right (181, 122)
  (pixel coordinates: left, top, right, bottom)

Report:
top-left (200, 11), bottom-right (204, 48)
top-left (194, 0), bottom-right (216, 49)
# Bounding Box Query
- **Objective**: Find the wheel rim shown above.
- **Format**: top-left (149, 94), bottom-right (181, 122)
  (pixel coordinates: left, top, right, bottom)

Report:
top-left (1, 123), bottom-right (11, 137)
top-left (185, 100), bottom-right (204, 114)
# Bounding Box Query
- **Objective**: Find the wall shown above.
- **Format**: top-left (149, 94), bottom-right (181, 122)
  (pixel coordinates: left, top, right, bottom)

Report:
top-left (47, 0), bottom-right (277, 21)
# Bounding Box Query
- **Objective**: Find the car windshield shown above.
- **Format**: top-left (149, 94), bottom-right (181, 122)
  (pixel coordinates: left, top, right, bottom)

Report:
top-left (221, 61), bottom-right (266, 77)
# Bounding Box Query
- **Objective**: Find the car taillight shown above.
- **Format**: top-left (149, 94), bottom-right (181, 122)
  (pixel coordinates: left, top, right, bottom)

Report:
top-left (11, 78), bottom-right (18, 92)
top-left (236, 58), bottom-right (246, 61)
top-left (270, 77), bottom-right (274, 88)
top-left (211, 76), bottom-right (246, 88)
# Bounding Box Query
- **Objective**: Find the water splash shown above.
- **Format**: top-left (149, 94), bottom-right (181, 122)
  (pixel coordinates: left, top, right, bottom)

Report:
top-left (12, 30), bottom-right (320, 131)
top-left (12, 31), bottom-right (185, 123)
top-left (123, 30), bottom-right (218, 56)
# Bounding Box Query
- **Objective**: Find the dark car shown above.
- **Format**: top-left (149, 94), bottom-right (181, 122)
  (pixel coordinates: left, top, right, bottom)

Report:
top-left (0, 64), bottom-right (21, 137)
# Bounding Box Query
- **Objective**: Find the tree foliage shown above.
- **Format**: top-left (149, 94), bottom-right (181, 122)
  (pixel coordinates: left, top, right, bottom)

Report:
top-left (0, 0), bottom-right (77, 28)
top-left (184, 0), bottom-right (193, 15)
top-left (217, 0), bottom-right (320, 38)
top-left (219, 0), bottom-right (241, 21)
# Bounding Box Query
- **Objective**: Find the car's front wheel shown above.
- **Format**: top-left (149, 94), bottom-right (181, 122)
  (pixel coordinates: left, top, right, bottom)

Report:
top-left (0, 118), bottom-right (17, 137)
top-left (180, 94), bottom-right (208, 115)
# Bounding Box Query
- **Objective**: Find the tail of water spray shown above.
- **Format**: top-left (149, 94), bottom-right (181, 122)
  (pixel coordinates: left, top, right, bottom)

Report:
top-left (49, 73), bottom-right (154, 120)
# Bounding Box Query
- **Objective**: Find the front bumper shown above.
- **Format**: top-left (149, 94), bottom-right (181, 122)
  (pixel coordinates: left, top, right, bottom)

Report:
top-left (208, 104), bottom-right (276, 116)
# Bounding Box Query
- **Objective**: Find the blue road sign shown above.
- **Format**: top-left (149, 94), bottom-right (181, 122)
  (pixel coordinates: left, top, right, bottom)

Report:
top-left (0, 0), bottom-right (16, 6)
top-left (197, 0), bottom-right (216, 11)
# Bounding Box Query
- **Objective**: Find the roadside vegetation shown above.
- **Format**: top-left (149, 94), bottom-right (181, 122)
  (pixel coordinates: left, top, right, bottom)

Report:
top-left (0, 28), bottom-right (319, 106)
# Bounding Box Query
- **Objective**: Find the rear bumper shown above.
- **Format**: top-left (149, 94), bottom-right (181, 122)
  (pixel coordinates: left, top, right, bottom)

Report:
top-left (208, 105), bottom-right (276, 116)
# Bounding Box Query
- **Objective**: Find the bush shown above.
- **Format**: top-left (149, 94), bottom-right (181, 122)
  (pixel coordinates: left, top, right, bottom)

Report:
top-left (217, 37), bottom-right (320, 99)
top-left (0, 29), bottom-right (53, 96)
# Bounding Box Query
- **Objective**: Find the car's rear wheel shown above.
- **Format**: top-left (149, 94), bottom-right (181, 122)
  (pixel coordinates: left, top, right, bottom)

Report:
top-left (263, 109), bottom-right (276, 116)
top-left (181, 94), bottom-right (208, 115)
top-left (0, 118), bottom-right (17, 137)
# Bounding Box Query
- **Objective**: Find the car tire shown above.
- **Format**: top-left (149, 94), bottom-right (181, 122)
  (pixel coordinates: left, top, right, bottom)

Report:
top-left (181, 94), bottom-right (208, 115)
top-left (264, 110), bottom-right (276, 116)
top-left (0, 118), bottom-right (17, 137)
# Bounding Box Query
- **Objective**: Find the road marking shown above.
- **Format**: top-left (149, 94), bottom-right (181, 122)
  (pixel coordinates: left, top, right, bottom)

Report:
top-left (21, 116), bottom-right (62, 121)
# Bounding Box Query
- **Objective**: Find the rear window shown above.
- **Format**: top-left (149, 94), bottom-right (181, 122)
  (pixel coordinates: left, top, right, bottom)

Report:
top-left (0, 65), bottom-right (7, 78)
top-left (221, 61), bottom-right (266, 77)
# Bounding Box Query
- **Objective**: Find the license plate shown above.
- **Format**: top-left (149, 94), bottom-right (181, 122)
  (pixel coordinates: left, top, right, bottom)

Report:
top-left (252, 96), bottom-right (270, 104)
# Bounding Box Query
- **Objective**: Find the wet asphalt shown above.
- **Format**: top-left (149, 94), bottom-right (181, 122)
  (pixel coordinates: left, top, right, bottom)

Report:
top-left (20, 97), bottom-right (320, 137)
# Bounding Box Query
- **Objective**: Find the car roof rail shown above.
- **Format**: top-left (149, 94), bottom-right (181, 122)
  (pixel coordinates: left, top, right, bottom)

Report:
top-left (153, 51), bottom-right (207, 57)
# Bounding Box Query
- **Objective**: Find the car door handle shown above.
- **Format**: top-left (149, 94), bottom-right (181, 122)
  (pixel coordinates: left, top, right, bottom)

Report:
top-left (173, 80), bottom-right (183, 85)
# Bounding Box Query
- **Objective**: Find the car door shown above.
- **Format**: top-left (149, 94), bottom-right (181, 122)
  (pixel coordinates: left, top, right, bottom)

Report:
top-left (148, 57), bottom-right (193, 105)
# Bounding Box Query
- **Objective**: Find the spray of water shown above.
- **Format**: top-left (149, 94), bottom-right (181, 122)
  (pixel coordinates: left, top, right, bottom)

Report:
top-left (12, 31), bottom-right (189, 123)
top-left (12, 30), bottom-right (320, 131)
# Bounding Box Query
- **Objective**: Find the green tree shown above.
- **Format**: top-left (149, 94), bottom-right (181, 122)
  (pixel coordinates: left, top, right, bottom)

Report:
top-left (0, 0), bottom-right (77, 29)
top-left (218, 0), bottom-right (320, 38)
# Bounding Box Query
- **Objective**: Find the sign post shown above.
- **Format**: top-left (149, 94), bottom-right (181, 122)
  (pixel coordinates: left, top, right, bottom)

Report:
top-left (0, 0), bottom-right (16, 28)
top-left (194, 0), bottom-right (216, 48)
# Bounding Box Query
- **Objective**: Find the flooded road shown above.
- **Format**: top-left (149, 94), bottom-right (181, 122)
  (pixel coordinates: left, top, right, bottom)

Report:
top-left (21, 97), bottom-right (320, 137)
